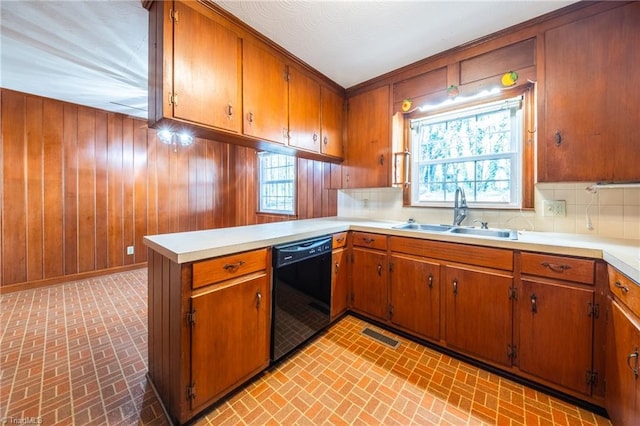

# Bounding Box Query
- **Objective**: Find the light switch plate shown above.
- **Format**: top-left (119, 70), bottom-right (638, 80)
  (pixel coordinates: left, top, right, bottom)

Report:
top-left (543, 200), bottom-right (566, 217)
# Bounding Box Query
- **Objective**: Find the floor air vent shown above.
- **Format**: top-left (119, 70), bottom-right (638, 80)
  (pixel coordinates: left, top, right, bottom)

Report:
top-left (361, 327), bottom-right (400, 349)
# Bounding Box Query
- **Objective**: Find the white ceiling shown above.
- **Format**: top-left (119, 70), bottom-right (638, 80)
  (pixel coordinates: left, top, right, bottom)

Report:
top-left (0, 0), bottom-right (576, 120)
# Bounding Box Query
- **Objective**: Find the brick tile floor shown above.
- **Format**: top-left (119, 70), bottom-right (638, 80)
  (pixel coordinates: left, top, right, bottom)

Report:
top-left (1, 269), bottom-right (612, 425)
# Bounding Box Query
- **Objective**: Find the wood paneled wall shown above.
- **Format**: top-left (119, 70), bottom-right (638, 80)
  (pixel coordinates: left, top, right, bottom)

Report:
top-left (1, 89), bottom-right (337, 290)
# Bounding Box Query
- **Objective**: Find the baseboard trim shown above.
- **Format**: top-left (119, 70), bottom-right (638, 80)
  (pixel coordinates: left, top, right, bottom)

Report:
top-left (0, 263), bottom-right (147, 294)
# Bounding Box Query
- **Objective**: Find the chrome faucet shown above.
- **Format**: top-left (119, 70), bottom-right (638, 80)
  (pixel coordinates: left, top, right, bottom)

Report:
top-left (453, 186), bottom-right (468, 226)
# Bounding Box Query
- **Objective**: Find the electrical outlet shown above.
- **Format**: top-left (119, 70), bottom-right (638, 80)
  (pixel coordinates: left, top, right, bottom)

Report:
top-left (126, 246), bottom-right (134, 255)
top-left (543, 200), bottom-right (566, 217)
top-left (362, 198), bottom-right (370, 208)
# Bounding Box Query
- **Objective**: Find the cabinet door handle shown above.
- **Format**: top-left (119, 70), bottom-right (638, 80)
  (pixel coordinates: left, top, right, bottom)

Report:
top-left (614, 280), bottom-right (630, 293)
top-left (427, 274), bottom-right (433, 288)
top-left (377, 263), bottom-right (382, 276)
top-left (531, 294), bottom-right (538, 313)
top-left (247, 112), bottom-right (254, 124)
top-left (313, 133), bottom-right (318, 143)
top-left (335, 262), bottom-right (340, 274)
top-left (227, 103), bottom-right (233, 118)
top-left (627, 348), bottom-right (639, 378)
top-left (452, 279), bottom-right (458, 295)
top-left (379, 154), bottom-right (384, 166)
top-left (554, 130), bottom-right (562, 146)
top-left (223, 260), bottom-right (245, 271)
top-left (541, 262), bottom-right (571, 273)
top-left (256, 290), bottom-right (262, 309)
top-left (323, 136), bottom-right (328, 145)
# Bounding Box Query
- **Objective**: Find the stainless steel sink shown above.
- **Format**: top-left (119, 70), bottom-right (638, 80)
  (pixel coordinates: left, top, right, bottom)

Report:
top-left (392, 222), bottom-right (516, 239)
top-left (448, 227), bottom-right (512, 238)
top-left (392, 223), bottom-right (453, 232)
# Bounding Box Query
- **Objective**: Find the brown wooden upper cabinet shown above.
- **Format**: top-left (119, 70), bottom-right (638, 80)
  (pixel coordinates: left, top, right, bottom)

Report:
top-left (242, 39), bottom-right (289, 145)
top-left (149, 1), bottom-right (344, 161)
top-left (148, 1), bottom-right (242, 133)
top-left (320, 86), bottom-right (344, 158)
top-left (540, 2), bottom-right (640, 182)
top-left (343, 85), bottom-right (391, 188)
top-left (288, 66), bottom-right (321, 152)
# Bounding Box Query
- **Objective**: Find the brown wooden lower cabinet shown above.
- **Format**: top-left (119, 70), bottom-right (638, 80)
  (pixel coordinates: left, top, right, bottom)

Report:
top-left (606, 266), bottom-right (640, 426)
top-left (444, 265), bottom-right (513, 367)
top-left (331, 247), bottom-right (349, 320)
top-left (518, 279), bottom-right (595, 395)
top-left (147, 247), bottom-right (270, 425)
top-left (351, 246), bottom-right (389, 320)
top-left (389, 253), bottom-right (440, 341)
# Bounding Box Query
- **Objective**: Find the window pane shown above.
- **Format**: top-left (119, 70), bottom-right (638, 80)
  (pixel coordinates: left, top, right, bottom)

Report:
top-left (258, 153), bottom-right (295, 214)
top-left (411, 96), bottom-right (522, 207)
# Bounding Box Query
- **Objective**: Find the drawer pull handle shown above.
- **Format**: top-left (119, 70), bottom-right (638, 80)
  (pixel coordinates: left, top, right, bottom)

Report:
top-left (627, 348), bottom-right (639, 378)
top-left (336, 237), bottom-right (345, 243)
top-left (223, 261), bottom-right (245, 271)
top-left (363, 237), bottom-right (375, 244)
top-left (427, 274), bottom-right (433, 289)
top-left (614, 280), bottom-right (630, 293)
top-left (541, 262), bottom-right (571, 273)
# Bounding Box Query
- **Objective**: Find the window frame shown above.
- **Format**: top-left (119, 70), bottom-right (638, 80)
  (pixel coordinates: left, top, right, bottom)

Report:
top-left (403, 86), bottom-right (535, 210)
top-left (257, 152), bottom-right (297, 215)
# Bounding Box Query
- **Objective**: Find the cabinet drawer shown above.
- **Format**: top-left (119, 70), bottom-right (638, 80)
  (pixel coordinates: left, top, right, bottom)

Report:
top-left (609, 265), bottom-right (640, 317)
top-left (332, 232), bottom-right (348, 249)
top-left (192, 248), bottom-right (268, 289)
top-left (520, 252), bottom-right (594, 284)
top-left (352, 232), bottom-right (387, 250)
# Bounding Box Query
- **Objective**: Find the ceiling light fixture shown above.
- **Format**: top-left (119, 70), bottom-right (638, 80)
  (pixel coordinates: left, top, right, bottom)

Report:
top-left (157, 129), bottom-right (194, 152)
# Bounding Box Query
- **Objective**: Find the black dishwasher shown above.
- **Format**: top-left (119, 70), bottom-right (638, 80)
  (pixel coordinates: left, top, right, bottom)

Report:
top-left (271, 235), bottom-right (332, 363)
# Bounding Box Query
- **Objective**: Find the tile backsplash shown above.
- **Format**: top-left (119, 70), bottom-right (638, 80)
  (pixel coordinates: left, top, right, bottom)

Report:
top-left (338, 183), bottom-right (640, 240)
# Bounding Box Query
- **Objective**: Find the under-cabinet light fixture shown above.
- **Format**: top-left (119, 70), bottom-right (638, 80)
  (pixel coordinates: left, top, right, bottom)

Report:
top-left (157, 129), bottom-right (194, 152)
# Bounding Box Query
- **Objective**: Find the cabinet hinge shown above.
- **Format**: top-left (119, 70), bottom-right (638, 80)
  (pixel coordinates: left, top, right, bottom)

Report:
top-left (508, 287), bottom-right (518, 301)
top-left (586, 370), bottom-right (598, 386)
top-left (186, 309), bottom-right (196, 326)
top-left (170, 8), bottom-right (179, 23)
top-left (507, 344), bottom-right (517, 360)
top-left (588, 302), bottom-right (599, 319)
top-left (186, 383), bottom-right (196, 401)
top-left (168, 92), bottom-right (178, 107)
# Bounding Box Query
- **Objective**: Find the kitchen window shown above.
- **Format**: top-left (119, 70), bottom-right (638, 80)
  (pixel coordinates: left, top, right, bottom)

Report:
top-left (410, 95), bottom-right (524, 208)
top-left (258, 152), bottom-right (296, 214)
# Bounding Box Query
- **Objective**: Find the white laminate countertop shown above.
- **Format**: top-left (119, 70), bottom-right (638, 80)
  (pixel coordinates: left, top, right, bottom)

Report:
top-left (143, 216), bottom-right (640, 284)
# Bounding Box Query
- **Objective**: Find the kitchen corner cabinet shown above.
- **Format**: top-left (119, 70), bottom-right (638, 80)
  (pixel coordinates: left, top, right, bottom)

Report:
top-left (539, 2), bottom-right (640, 182)
top-left (607, 267), bottom-right (640, 426)
top-left (331, 232), bottom-right (349, 320)
top-left (147, 247), bottom-right (270, 424)
top-left (343, 85), bottom-right (391, 188)
top-left (148, 1), bottom-right (241, 133)
top-left (350, 232), bottom-right (389, 320)
top-left (242, 39), bottom-right (288, 144)
top-left (518, 253), bottom-right (597, 396)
